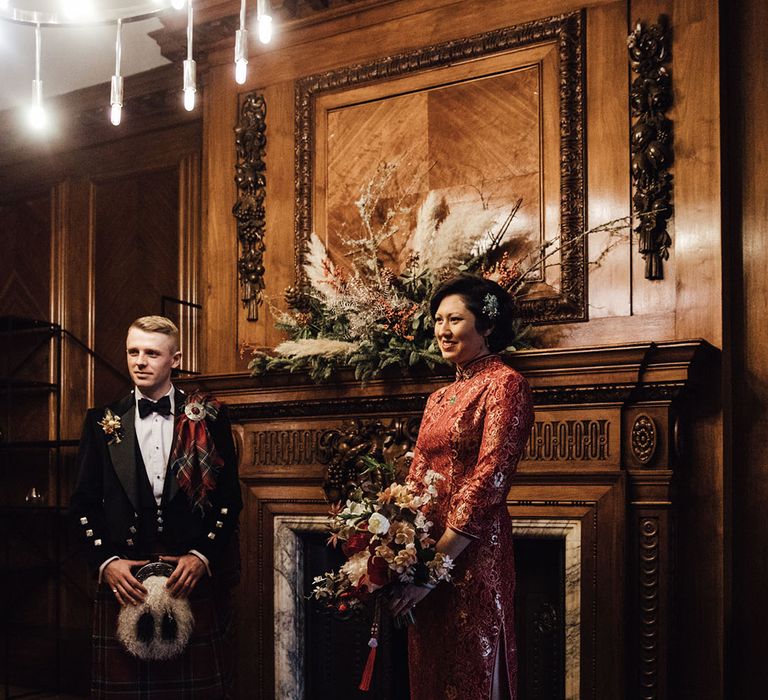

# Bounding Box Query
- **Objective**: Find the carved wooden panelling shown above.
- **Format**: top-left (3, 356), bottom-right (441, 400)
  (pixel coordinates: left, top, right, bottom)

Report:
top-left (246, 428), bottom-right (324, 466)
top-left (639, 516), bottom-right (660, 698)
top-left (631, 414), bottom-right (657, 465)
top-left (524, 418), bottom-right (611, 463)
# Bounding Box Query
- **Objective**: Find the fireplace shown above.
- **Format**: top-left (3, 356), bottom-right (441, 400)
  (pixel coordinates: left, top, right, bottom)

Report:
top-left (272, 516), bottom-right (580, 699)
top-left (182, 339), bottom-right (716, 699)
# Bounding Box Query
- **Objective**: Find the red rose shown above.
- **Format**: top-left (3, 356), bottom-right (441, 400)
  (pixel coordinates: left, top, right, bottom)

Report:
top-left (343, 531), bottom-right (372, 556)
top-left (367, 555), bottom-right (390, 588)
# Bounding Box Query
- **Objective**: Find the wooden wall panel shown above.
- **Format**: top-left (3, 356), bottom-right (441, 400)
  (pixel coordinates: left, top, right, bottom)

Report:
top-left (0, 193), bottom-right (52, 322)
top-left (92, 168), bottom-right (181, 405)
top-left (202, 62), bottom-right (240, 374)
top-left (724, 0), bottom-right (768, 697)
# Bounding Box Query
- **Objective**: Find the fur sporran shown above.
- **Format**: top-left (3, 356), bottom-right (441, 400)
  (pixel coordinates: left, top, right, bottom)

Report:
top-left (116, 562), bottom-right (194, 660)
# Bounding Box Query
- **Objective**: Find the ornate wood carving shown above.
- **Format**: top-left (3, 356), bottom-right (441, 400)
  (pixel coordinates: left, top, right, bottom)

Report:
top-left (525, 418), bottom-right (610, 462)
top-left (317, 418), bottom-right (419, 501)
top-left (233, 92), bottom-right (268, 321)
top-left (631, 414), bottom-right (657, 465)
top-left (294, 12), bottom-right (586, 324)
top-left (638, 517), bottom-right (660, 698)
top-left (246, 428), bottom-right (325, 466)
top-left (628, 16), bottom-right (674, 280)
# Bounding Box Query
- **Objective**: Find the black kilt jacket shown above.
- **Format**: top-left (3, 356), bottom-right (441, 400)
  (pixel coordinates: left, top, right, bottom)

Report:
top-left (69, 388), bottom-right (243, 578)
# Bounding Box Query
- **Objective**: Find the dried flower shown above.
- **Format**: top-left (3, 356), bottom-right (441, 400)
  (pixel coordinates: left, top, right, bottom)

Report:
top-left (98, 409), bottom-right (123, 445)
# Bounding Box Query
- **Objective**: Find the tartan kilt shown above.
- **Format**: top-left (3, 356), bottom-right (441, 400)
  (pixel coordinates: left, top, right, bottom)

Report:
top-left (91, 576), bottom-right (234, 699)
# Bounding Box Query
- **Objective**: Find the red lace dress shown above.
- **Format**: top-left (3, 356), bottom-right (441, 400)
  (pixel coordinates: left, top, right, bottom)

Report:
top-left (406, 354), bottom-right (534, 700)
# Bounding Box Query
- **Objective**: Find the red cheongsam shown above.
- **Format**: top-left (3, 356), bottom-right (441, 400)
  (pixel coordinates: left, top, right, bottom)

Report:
top-left (407, 354), bottom-right (534, 700)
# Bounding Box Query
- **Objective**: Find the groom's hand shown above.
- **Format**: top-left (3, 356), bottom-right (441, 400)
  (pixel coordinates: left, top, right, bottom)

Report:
top-left (161, 554), bottom-right (206, 598)
top-left (104, 559), bottom-right (150, 606)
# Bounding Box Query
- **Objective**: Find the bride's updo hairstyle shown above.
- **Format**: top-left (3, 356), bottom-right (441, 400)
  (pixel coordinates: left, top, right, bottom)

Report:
top-left (429, 273), bottom-right (517, 353)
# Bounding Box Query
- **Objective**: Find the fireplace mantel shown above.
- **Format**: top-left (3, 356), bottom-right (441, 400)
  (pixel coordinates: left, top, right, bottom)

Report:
top-left (179, 339), bottom-right (718, 699)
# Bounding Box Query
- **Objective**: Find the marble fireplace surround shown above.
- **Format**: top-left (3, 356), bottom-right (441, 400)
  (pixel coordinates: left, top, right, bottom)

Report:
top-left (273, 515), bottom-right (582, 700)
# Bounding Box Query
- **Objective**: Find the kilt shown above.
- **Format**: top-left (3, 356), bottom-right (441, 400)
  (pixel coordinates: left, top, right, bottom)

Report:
top-left (91, 576), bottom-right (234, 699)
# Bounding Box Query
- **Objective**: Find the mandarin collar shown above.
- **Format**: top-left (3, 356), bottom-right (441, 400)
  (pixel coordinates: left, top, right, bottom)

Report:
top-left (454, 354), bottom-right (500, 381)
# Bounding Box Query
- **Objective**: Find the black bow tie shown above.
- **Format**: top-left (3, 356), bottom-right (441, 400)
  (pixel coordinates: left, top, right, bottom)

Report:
top-left (138, 395), bottom-right (172, 419)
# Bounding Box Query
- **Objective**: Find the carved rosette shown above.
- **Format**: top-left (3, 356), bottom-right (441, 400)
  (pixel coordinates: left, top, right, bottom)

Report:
top-left (628, 16), bottom-right (674, 280)
top-left (639, 517), bottom-right (660, 698)
top-left (318, 417), bottom-right (420, 502)
top-left (233, 92), bottom-right (268, 321)
top-left (631, 414), bottom-right (657, 465)
top-left (295, 11), bottom-right (587, 324)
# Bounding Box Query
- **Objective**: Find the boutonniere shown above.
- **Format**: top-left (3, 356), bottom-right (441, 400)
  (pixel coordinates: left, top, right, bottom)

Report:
top-left (98, 408), bottom-right (123, 444)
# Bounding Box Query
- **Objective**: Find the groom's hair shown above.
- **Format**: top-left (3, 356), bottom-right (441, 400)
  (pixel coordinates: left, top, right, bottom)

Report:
top-left (129, 316), bottom-right (180, 351)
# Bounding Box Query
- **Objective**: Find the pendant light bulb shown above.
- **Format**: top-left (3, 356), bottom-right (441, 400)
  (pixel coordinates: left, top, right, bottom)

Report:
top-left (182, 3), bottom-right (196, 111)
top-left (28, 97), bottom-right (47, 130)
top-left (110, 102), bottom-right (122, 126)
top-left (28, 24), bottom-right (47, 132)
top-left (234, 27), bottom-right (248, 85)
top-left (235, 59), bottom-right (247, 85)
top-left (110, 21), bottom-right (123, 127)
top-left (257, 14), bottom-right (272, 44)
top-left (183, 86), bottom-right (196, 111)
top-left (257, 0), bottom-right (272, 44)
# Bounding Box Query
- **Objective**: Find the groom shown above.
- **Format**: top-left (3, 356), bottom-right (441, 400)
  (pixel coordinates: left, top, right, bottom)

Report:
top-left (70, 316), bottom-right (242, 699)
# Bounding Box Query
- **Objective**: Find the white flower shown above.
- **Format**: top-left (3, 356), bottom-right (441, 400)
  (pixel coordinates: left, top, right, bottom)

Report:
top-left (367, 512), bottom-right (390, 535)
top-left (414, 511), bottom-right (432, 531)
top-left (340, 550), bottom-right (370, 588)
top-left (344, 500), bottom-right (366, 517)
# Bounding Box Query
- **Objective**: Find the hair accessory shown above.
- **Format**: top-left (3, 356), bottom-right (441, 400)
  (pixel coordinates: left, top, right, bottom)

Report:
top-left (482, 293), bottom-right (499, 319)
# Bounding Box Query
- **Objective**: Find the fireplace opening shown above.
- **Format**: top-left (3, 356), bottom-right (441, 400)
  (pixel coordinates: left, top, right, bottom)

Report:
top-left (515, 537), bottom-right (566, 699)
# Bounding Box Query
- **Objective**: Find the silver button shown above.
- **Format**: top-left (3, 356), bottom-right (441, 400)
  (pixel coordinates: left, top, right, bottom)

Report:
top-left (215, 521), bottom-right (223, 529)
top-left (126, 538), bottom-right (134, 546)
top-left (80, 517), bottom-right (88, 525)
top-left (157, 526), bottom-right (164, 533)
top-left (220, 507), bottom-right (228, 516)
top-left (86, 529), bottom-right (93, 537)
top-left (207, 532), bottom-right (216, 540)
top-left (94, 539), bottom-right (102, 547)
top-left (129, 526), bottom-right (137, 534)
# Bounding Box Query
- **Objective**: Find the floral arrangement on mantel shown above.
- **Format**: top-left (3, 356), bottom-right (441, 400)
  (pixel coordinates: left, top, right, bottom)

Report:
top-left (246, 162), bottom-right (632, 383)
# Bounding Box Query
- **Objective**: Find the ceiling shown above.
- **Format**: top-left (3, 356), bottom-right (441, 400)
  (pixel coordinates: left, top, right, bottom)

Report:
top-left (0, 8), bottom-right (171, 113)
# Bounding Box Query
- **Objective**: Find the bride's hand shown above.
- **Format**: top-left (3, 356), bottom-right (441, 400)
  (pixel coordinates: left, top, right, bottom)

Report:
top-left (389, 583), bottom-right (433, 617)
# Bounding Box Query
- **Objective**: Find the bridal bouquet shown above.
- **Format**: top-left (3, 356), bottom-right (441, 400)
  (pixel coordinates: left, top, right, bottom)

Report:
top-left (311, 456), bottom-right (454, 690)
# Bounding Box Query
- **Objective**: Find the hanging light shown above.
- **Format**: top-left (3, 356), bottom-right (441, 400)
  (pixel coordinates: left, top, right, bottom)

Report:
top-left (110, 19), bottom-right (124, 126)
top-left (234, 0), bottom-right (248, 85)
top-left (182, 0), bottom-right (196, 111)
top-left (257, 0), bottom-right (272, 44)
top-left (28, 23), bottom-right (46, 130)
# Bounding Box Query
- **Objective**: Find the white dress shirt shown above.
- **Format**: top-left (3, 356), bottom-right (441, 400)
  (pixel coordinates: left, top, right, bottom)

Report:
top-left (135, 386), bottom-right (175, 504)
